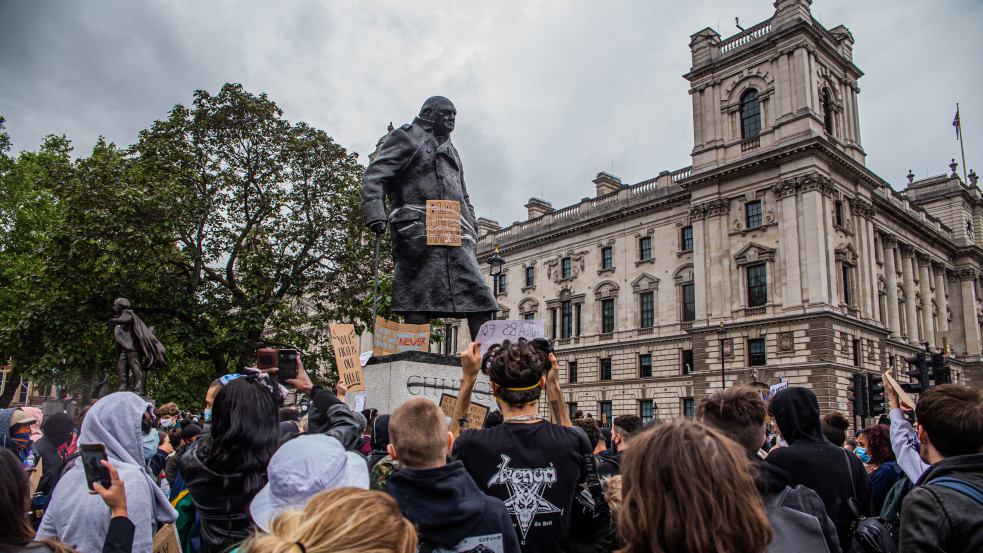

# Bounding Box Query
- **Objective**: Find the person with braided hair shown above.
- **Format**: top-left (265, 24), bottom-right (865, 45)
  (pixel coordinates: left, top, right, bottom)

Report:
top-left (450, 338), bottom-right (608, 553)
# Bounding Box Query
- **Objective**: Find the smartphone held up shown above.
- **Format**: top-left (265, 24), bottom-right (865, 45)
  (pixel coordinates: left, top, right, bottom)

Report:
top-left (257, 348), bottom-right (299, 385)
top-left (80, 443), bottom-right (112, 491)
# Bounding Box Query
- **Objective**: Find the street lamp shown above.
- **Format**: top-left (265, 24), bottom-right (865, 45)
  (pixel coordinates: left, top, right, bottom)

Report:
top-left (487, 245), bottom-right (505, 299)
top-left (717, 322), bottom-right (728, 390)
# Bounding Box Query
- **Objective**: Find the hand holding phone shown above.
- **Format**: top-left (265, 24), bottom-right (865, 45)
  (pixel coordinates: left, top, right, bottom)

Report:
top-left (80, 443), bottom-right (112, 491)
top-left (90, 460), bottom-right (127, 518)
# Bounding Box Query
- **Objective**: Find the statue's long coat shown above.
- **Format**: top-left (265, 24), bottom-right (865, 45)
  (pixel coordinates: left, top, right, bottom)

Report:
top-left (361, 117), bottom-right (498, 316)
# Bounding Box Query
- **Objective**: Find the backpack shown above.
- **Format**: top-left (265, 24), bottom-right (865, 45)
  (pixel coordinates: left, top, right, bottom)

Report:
top-left (878, 476), bottom-right (912, 544)
top-left (765, 487), bottom-right (832, 553)
top-left (30, 450), bottom-right (81, 527)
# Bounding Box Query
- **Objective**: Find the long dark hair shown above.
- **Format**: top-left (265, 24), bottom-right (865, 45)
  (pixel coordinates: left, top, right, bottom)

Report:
top-left (0, 448), bottom-right (34, 551)
top-left (618, 421), bottom-right (772, 553)
top-left (199, 376), bottom-right (280, 501)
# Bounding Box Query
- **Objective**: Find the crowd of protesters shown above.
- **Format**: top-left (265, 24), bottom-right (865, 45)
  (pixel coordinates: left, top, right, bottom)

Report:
top-left (2, 337), bottom-right (982, 553)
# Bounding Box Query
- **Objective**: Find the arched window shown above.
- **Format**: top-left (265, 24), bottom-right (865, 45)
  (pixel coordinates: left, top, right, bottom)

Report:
top-left (821, 88), bottom-right (833, 133)
top-left (740, 89), bottom-right (761, 139)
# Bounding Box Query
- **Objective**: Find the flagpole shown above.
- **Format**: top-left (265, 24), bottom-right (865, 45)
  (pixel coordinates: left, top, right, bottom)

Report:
top-left (958, 103), bottom-right (968, 183)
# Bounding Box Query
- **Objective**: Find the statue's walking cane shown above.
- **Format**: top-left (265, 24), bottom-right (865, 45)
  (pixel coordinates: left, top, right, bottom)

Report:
top-left (371, 232), bottom-right (381, 325)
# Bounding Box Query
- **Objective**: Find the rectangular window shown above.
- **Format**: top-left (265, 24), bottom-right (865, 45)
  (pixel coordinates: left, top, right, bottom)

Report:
top-left (842, 265), bottom-right (852, 305)
top-left (748, 338), bottom-right (766, 366)
top-left (568, 402), bottom-right (579, 421)
top-left (639, 354), bottom-right (652, 378)
top-left (681, 226), bottom-right (693, 251)
top-left (640, 291), bottom-right (655, 328)
top-left (746, 201), bottom-right (762, 228)
top-left (639, 400), bottom-right (655, 424)
top-left (747, 264), bottom-right (767, 308)
top-left (682, 349), bottom-right (694, 375)
top-left (523, 312), bottom-right (535, 320)
top-left (602, 298), bottom-right (615, 333)
top-left (561, 301), bottom-right (573, 339)
top-left (498, 273), bottom-right (507, 295)
top-left (569, 361), bottom-right (578, 384)
top-left (562, 257), bottom-right (572, 279)
top-left (600, 358), bottom-right (612, 381)
top-left (834, 200), bottom-right (844, 227)
top-left (852, 338), bottom-right (861, 367)
top-left (682, 283), bottom-right (696, 322)
top-left (575, 304), bottom-right (582, 336)
top-left (525, 266), bottom-right (535, 287)
top-left (550, 308), bottom-right (557, 340)
top-left (602, 246), bottom-right (613, 269)
top-left (600, 401), bottom-right (613, 427)
top-left (682, 398), bottom-right (695, 421)
top-left (639, 236), bottom-right (652, 260)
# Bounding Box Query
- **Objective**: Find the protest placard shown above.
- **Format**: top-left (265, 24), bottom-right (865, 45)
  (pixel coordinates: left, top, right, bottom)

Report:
top-left (474, 319), bottom-right (545, 356)
top-left (373, 316), bottom-right (430, 357)
top-left (425, 200), bottom-right (462, 246)
top-left (884, 370), bottom-right (917, 410)
top-left (329, 323), bottom-right (364, 393)
top-left (153, 523), bottom-right (181, 553)
top-left (354, 394), bottom-right (366, 413)
top-left (768, 382), bottom-right (788, 396)
top-left (439, 393), bottom-right (490, 429)
top-left (359, 351), bottom-right (372, 366)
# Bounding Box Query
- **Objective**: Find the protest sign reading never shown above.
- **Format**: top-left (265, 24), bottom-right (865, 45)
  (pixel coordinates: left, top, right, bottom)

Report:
top-left (329, 324), bottom-right (364, 392)
top-left (373, 316), bottom-right (430, 357)
top-left (475, 319), bottom-right (545, 356)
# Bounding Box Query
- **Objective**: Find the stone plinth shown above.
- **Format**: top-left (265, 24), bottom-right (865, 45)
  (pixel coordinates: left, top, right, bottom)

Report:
top-left (344, 351), bottom-right (494, 415)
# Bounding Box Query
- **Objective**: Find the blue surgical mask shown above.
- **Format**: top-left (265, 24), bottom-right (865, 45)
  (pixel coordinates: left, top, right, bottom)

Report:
top-left (203, 408), bottom-right (212, 421)
top-left (855, 446), bottom-right (871, 464)
top-left (142, 431), bottom-right (158, 461)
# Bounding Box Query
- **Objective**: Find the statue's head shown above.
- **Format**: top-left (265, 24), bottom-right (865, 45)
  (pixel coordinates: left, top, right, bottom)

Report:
top-left (419, 96), bottom-right (456, 136)
top-left (113, 298), bottom-right (131, 313)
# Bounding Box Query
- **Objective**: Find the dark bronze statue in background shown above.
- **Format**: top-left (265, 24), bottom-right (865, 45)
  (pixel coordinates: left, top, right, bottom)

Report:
top-left (110, 298), bottom-right (166, 395)
top-left (361, 96), bottom-right (498, 340)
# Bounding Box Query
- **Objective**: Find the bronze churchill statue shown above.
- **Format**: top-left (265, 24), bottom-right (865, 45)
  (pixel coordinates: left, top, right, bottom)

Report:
top-left (361, 97), bottom-right (498, 340)
top-left (110, 298), bottom-right (166, 395)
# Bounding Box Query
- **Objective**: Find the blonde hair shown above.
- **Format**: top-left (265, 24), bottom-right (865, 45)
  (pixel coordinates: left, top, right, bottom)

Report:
top-left (239, 488), bottom-right (416, 553)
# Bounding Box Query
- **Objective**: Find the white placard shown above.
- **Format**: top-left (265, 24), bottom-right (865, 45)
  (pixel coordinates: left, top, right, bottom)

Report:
top-left (354, 394), bottom-right (366, 413)
top-left (359, 351), bottom-right (372, 366)
top-left (839, 402), bottom-right (848, 410)
top-left (769, 382), bottom-right (788, 396)
top-left (474, 319), bottom-right (546, 356)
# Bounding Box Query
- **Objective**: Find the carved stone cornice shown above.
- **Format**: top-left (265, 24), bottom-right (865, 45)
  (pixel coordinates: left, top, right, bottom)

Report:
top-left (899, 244), bottom-right (916, 258)
top-left (880, 233), bottom-right (898, 248)
top-left (958, 268), bottom-right (978, 281)
top-left (850, 198), bottom-right (876, 220)
top-left (771, 177), bottom-right (800, 199)
top-left (688, 205), bottom-right (707, 220)
top-left (702, 198), bottom-right (730, 217)
top-left (932, 262), bottom-right (948, 275)
top-left (798, 172), bottom-right (836, 197)
top-left (917, 254), bottom-right (932, 267)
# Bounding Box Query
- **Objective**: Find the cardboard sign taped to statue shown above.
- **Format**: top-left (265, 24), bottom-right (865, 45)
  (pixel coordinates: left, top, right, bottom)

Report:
top-left (474, 319), bottom-right (545, 356)
top-left (439, 393), bottom-right (490, 430)
top-left (373, 316), bottom-right (430, 357)
top-left (329, 323), bottom-right (365, 393)
top-left (425, 200), bottom-right (462, 246)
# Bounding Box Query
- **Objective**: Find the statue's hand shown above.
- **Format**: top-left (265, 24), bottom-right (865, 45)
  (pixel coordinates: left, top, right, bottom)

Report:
top-left (367, 220), bottom-right (387, 235)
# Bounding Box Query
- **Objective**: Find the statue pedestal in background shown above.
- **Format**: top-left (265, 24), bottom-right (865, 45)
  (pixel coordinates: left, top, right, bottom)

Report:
top-left (345, 351), bottom-right (493, 415)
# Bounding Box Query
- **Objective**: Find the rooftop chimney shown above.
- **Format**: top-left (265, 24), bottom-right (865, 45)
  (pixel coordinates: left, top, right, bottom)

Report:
top-left (593, 172), bottom-right (623, 196)
top-left (525, 198), bottom-right (554, 220)
top-left (476, 217), bottom-right (501, 238)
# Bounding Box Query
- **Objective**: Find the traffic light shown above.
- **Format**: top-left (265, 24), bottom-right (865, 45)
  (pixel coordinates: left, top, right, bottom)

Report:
top-left (901, 352), bottom-right (930, 394)
top-left (931, 353), bottom-right (951, 385)
top-left (848, 372), bottom-right (868, 419)
top-left (867, 373), bottom-right (886, 416)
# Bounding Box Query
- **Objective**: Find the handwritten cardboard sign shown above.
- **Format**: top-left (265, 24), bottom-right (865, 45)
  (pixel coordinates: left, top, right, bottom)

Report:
top-left (439, 393), bottom-right (491, 430)
top-left (769, 382), bottom-right (788, 396)
top-left (425, 200), bottom-right (462, 246)
top-left (884, 370), bottom-right (917, 410)
top-left (475, 319), bottom-right (545, 356)
top-left (153, 523), bottom-right (181, 553)
top-left (329, 324), bottom-right (364, 393)
top-left (373, 316), bottom-right (430, 357)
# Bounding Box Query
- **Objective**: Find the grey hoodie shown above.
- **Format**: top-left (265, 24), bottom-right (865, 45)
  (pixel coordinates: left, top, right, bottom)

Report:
top-left (37, 392), bottom-right (177, 553)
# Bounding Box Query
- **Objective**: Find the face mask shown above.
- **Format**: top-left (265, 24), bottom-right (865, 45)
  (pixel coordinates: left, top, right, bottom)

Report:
top-left (160, 417), bottom-right (175, 428)
top-left (142, 431), bottom-right (158, 461)
top-left (203, 409), bottom-right (212, 421)
top-left (855, 446), bottom-right (871, 464)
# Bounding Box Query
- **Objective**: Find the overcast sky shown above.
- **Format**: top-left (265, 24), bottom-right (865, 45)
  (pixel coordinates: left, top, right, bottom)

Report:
top-left (1, 0), bottom-right (981, 225)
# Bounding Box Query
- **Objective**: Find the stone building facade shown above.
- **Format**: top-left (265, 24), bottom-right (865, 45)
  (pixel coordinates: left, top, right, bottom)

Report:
top-left (444, 0), bottom-right (983, 425)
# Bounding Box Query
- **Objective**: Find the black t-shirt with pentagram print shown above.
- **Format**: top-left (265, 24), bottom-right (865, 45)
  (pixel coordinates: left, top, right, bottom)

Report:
top-left (451, 420), bottom-right (586, 553)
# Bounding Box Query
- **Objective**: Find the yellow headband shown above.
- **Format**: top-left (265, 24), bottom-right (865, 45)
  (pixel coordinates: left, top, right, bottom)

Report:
top-left (494, 381), bottom-right (542, 391)
top-left (494, 396), bottom-right (539, 407)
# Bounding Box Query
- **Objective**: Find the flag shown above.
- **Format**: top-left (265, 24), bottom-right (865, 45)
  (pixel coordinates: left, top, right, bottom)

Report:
top-left (954, 109), bottom-right (961, 140)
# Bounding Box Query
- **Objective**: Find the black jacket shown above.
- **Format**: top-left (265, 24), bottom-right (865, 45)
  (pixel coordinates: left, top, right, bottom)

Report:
top-left (596, 450), bottom-right (623, 478)
top-left (900, 453), bottom-right (983, 552)
top-left (764, 387), bottom-right (871, 551)
top-left (752, 454), bottom-right (841, 553)
top-left (386, 461), bottom-right (521, 553)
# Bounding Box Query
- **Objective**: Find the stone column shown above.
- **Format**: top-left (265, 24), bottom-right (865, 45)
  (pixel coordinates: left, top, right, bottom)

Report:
top-left (773, 178), bottom-right (802, 307)
top-left (934, 264), bottom-right (949, 333)
top-left (852, 199), bottom-right (877, 319)
top-left (882, 235), bottom-right (901, 337)
top-left (959, 269), bottom-right (981, 357)
top-left (704, 198), bottom-right (731, 320)
top-left (800, 175), bottom-right (832, 305)
top-left (901, 245), bottom-right (919, 343)
top-left (918, 254), bottom-right (935, 347)
top-left (689, 205), bottom-right (709, 322)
